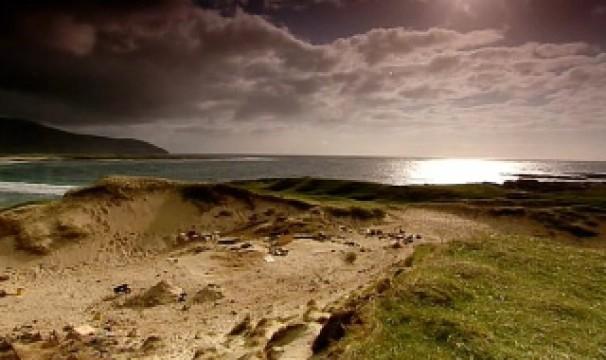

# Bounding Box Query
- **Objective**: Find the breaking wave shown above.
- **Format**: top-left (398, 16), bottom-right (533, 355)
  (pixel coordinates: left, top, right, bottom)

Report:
top-left (0, 182), bottom-right (75, 195)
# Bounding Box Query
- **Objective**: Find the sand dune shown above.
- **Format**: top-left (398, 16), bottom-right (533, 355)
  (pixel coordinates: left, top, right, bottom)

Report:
top-left (0, 177), bottom-right (489, 359)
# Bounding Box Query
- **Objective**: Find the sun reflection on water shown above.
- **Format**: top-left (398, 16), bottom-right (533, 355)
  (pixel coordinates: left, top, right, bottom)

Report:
top-left (406, 159), bottom-right (522, 185)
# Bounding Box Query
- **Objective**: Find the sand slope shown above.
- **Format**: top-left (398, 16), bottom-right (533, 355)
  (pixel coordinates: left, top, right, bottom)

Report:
top-left (0, 177), bottom-right (489, 359)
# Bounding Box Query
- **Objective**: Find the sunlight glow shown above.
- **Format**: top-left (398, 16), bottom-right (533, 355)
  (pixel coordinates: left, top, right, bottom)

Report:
top-left (408, 159), bottom-right (521, 184)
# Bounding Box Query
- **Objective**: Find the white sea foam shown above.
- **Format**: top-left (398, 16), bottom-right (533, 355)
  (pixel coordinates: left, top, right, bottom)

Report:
top-left (0, 160), bottom-right (30, 166)
top-left (0, 182), bottom-right (75, 195)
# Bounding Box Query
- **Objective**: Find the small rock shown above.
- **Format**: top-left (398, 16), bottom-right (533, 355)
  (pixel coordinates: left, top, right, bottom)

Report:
top-left (113, 284), bottom-right (132, 295)
top-left (269, 247), bottom-right (288, 257)
top-left (0, 290), bottom-right (6, 298)
top-left (0, 275), bottom-right (9, 282)
top-left (71, 324), bottom-right (97, 339)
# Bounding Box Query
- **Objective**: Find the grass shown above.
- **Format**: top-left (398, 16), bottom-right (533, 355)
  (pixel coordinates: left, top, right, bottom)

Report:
top-left (328, 234), bottom-right (606, 359)
top-left (240, 178), bottom-right (606, 238)
top-left (241, 177), bottom-right (507, 204)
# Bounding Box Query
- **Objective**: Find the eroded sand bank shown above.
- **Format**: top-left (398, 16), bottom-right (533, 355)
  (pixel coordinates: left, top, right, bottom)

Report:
top-left (0, 177), bottom-right (489, 359)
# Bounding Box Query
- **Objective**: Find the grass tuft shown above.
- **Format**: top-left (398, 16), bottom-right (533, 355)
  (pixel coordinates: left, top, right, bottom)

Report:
top-left (328, 234), bottom-right (606, 359)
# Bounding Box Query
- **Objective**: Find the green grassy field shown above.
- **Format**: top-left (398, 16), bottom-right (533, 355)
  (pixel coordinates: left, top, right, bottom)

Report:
top-left (327, 234), bottom-right (606, 359)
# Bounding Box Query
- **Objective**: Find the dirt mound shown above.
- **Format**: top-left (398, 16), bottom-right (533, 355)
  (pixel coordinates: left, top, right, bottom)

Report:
top-left (123, 280), bottom-right (185, 308)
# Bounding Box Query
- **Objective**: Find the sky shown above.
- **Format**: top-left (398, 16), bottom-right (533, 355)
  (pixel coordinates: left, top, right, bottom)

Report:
top-left (1, 0), bottom-right (606, 160)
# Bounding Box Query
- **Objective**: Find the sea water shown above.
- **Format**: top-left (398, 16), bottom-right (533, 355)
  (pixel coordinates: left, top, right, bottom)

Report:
top-left (1, 156), bottom-right (605, 208)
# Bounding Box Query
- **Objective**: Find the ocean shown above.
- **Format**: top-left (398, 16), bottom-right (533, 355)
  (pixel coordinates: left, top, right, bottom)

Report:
top-left (1, 156), bottom-right (606, 208)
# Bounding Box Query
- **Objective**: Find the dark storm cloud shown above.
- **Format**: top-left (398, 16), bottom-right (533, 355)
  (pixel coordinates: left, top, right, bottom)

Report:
top-left (0, 0), bottom-right (337, 125)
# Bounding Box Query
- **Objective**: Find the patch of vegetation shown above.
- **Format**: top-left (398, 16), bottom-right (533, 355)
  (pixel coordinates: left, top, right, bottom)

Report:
top-left (240, 178), bottom-right (606, 238)
top-left (245, 177), bottom-right (507, 204)
top-left (325, 234), bottom-right (606, 359)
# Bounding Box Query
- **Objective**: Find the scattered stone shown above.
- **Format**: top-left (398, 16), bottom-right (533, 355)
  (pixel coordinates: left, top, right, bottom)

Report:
top-left (0, 275), bottom-right (9, 282)
top-left (0, 290), bottom-right (6, 298)
top-left (264, 255), bottom-right (276, 263)
top-left (390, 241), bottom-right (402, 249)
top-left (269, 247), bottom-right (289, 257)
top-left (113, 284), bottom-right (131, 295)
top-left (416, 234), bottom-right (423, 240)
top-left (68, 325), bottom-right (98, 340)
top-left (193, 285), bottom-right (224, 304)
top-left (240, 242), bottom-right (253, 249)
top-left (187, 230), bottom-right (201, 241)
top-left (199, 233), bottom-right (213, 241)
top-left (176, 232), bottom-right (188, 244)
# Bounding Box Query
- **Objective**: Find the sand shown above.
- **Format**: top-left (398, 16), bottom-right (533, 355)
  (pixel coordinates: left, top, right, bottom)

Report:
top-left (0, 177), bottom-right (489, 359)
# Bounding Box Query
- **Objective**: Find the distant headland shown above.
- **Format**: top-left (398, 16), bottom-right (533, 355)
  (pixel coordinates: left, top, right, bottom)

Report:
top-left (0, 118), bottom-right (167, 156)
